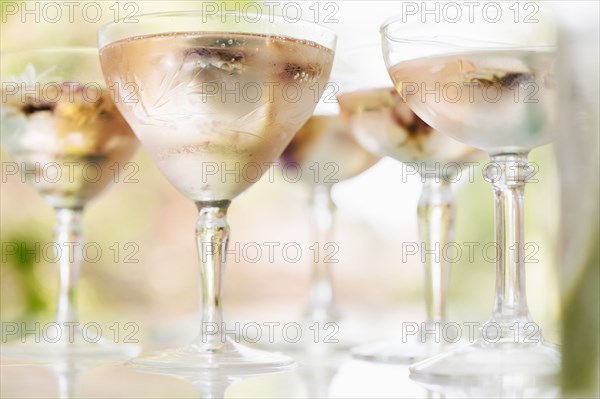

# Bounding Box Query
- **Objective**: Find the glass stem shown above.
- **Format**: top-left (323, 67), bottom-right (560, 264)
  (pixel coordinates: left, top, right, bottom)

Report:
top-left (190, 379), bottom-right (232, 399)
top-left (54, 208), bottom-right (84, 328)
top-left (488, 154), bottom-right (533, 334)
top-left (305, 184), bottom-right (338, 323)
top-left (417, 175), bottom-right (454, 325)
top-left (193, 200), bottom-right (230, 350)
top-left (54, 363), bottom-right (79, 399)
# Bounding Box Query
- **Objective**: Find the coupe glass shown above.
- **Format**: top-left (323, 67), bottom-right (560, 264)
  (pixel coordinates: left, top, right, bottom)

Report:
top-left (98, 11), bottom-right (336, 370)
top-left (279, 109), bottom-right (377, 349)
top-left (339, 88), bottom-right (481, 363)
top-left (336, 45), bottom-right (481, 363)
top-left (0, 48), bottom-right (140, 359)
top-left (381, 3), bottom-right (560, 381)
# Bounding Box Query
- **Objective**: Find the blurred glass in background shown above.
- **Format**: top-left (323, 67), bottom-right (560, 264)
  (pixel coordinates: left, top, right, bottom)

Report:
top-left (556, 1), bottom-right (600, 396)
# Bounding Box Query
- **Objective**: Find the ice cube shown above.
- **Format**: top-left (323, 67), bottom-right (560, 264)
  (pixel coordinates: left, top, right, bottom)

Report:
top-left (184, 47), bottom-right (246, 75)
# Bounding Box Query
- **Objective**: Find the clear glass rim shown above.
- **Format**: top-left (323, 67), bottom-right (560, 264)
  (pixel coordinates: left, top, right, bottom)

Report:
top-left (380, 11), bottom-right (555, 50)
top-left (98, 10), bottom-right (337, 49)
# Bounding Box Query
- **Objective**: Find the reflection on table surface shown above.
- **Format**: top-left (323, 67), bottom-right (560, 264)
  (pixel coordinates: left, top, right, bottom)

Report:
top-left (1, 349), bottom-right (559, 399)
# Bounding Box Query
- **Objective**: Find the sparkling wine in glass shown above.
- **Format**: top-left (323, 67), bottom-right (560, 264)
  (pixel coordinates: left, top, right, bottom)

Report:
top-left (0, 48), bottom-right (140, 359)
top-left (382, 3), bottom-right (560, 382)
top-left (279, 113), bottom-right (377, 346)
top-left (98, 11), bottom-right (336, 370)
top-left (338, 84), bottom-right (481, 363)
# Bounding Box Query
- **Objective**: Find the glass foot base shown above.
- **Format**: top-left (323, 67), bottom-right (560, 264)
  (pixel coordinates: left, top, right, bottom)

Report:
top-left (130, 337), bottom-right (295, 372)
top-left (244, 316), bottom-right (366, 354)
top-left (351, 338), bottom-right (455, 364)
top-left (415, 378), bottom-right (560, 399)
top-left (409, 338), bottom-right (560, 384)
top-left (1, 337), bottom-right (141, 363)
